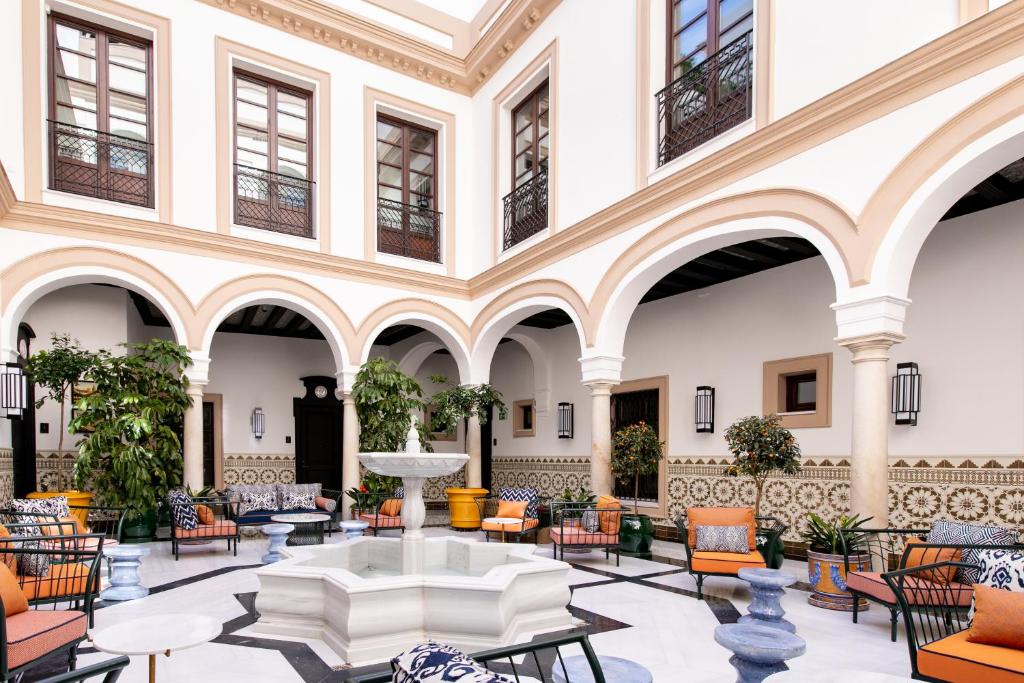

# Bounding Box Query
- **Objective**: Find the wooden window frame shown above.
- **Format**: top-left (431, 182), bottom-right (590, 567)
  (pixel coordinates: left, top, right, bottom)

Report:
top-left (375, 113), bottom-right (438, 211)
top-left (666, 0), bottom-right (753, 83)
top-left (425, 403), bottom-right (456, 442)
top-left (784, 372), bottom-right (817, 413)
top-left (511, 80), bottom-right (550, 191)
top-left (512, 399), bottom-right (536, 438)
top-left (763, 353), bottom-right (832, 429)
top-left (232, 69), bottom-right (313, 181)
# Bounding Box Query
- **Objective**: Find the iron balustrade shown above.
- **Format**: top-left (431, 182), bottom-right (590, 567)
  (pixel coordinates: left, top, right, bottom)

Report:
top-left (376, 197), bottom-right (442, 263)
top-left (234, 164), bottom-right (315, 238)
top-left (47, 119), bottom-right (153, 207)
top-left (502, 168), bottom-right (548, 251)
top-left (656, 31), bottom-right (753, 166)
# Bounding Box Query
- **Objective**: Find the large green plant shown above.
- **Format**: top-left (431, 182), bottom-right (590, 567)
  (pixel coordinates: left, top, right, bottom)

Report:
top-left (70, 340), bottom-right (192, 513)
top-left (801, 513), bottom-right (872, 554)
top-left (427, 375), bottom-right (508, 434)
top-left (352, 358), bottom-right (433, 453)
top-left (611, 421), bottom-right (664, 514)
top-left (724, 414), bottom-right (802, 516)
top-left (25, 333), bottom-right (99, 490)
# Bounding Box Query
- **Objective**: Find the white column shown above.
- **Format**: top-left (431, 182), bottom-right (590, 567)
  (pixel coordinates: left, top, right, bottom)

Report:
top-left (183, 383), bottom-right (206, 490)
top-left (466, 412), bottom-right (482, 488)
top-left (587, 382), bottom-right (615, 496)
top-left (341, 394), bottom-right (359, 519)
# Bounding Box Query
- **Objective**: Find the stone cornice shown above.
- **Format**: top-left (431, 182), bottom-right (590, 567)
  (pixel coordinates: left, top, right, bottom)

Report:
top-left (199, 0), bottom-right (561, 95)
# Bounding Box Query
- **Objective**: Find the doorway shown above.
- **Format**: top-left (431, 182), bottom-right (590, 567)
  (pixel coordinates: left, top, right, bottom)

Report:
top-left (293, 376), bottom-right (343, 490)
top-left (480, 404), bottom-right (494, 491)
top-left (610, 376), bottom-right (668, 511)
top-left (200, 393), bottom-right (223, 489)
top-left (12, 324), bottom-right (37, 497)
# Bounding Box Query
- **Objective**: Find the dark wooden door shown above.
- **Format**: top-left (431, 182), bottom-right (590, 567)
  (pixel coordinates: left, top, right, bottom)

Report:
top-left (12, 324), bottom-right (37, 498)
top-left (480, 404), bottom-right (494, 491)
top-left (293, 376), bottom-right (343, 490)
top-left (202, 402), bottom-right (215, 488)
top-left (610, 388), bottom-right (660, 502)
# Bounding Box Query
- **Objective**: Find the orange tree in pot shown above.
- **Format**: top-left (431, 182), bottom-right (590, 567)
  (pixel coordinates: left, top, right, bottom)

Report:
top-left (611, 421), bottom-right (664, 558)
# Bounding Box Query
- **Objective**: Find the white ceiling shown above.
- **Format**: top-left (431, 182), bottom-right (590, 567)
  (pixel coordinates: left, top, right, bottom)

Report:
top-left (411, 0), bottom-right (489, 23)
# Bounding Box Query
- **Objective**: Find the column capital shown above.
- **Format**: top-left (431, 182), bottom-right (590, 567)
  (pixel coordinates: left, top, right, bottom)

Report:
top-left (334, 366), bottom-right (360, 395)
top-left (585, 382), bottom-right (615, 396)
top-left (838, 332), bottom-right (905, 362)
top-left (831, 294), bottom-right (910, 340)
top-left (578, 353), bottom-right (624, 386)
top-left (186, 353), bottom-right (211, 386)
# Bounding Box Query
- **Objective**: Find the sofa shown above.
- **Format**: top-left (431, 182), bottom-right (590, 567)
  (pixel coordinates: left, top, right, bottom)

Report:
top-left (226, 483), bottom-right (343, 533)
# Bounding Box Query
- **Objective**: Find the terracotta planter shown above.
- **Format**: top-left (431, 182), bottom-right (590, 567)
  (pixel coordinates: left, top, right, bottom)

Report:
top-left (27, 490), bottom-right (92, 528)
top-left (445, 487), bottom-right (489, 529)
top-left (806, 548), bottom-right (870, 612)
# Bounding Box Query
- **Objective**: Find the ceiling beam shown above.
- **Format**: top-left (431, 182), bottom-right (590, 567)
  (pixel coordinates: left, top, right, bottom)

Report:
top-left (239, 306), bottom-right (258, 334)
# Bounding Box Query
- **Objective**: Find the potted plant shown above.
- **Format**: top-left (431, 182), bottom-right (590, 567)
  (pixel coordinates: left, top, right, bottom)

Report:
top-left (344, 471), bottom-right (402, 518)
top-left (352, 358), bottom-right (433, 452)
top-left (801, 512), bottom-right (872, 611)
top-left (71, 340), bottom-right (193, 542)
top-left (611, 421), bottom-right (664, 558)
top-left (723, 414), bottom-right (801, 517)
top-left (551, 486), bottom-right (595, 524)
top-left (24, 333), bottom-right (99, 513)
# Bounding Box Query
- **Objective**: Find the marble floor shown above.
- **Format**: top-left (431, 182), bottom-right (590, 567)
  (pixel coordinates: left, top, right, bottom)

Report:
top-left (28, 528), bottom-right (917, 682)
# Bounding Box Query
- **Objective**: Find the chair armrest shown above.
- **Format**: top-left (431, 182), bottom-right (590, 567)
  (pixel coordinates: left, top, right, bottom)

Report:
top-left (35, 655), bottom-right (131, 683)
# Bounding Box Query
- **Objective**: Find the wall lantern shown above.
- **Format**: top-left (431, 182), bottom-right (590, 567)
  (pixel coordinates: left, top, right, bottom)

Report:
top-left (251, 407), bottom-right (265, 440)
top-left (891, 362), bottom-right (921, 426)
top-left (557, 402), bottom-right (574, 439)
top-left (695, 386), bottom-right (715, 433)
top-left (1, 363), bottom-right (26, 419)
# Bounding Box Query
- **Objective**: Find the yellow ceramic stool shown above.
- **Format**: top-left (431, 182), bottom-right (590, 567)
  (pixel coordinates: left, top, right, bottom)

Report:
top-left (445, 487), bottom-right (489, 529)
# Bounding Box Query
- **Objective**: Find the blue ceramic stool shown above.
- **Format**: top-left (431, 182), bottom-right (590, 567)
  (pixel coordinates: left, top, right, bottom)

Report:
top-left (100, 545), bottom-right (150, 601)
top-left (738, 567), bottom-right (798, 632)
top-left (339, 520), bottom-right (369, 541)
top-left (552, 655), bottom-right (652, 683)
top-left (262, 523), bottom-right (294, 563)
top-left (714, 623), bottom-right (806, 683)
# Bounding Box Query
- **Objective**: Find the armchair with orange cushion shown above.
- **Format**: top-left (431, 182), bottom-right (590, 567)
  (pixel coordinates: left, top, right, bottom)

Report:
top-left (549, 496), bottom-right (627, 565)
top-left (474, 496), bottom-right (541, 544)
top-left (168, 494), bottom-right (239, 560)
top-left (356, 492), bottom-right (405, 536)
top-left (675, 507), bottom-right (771, 599)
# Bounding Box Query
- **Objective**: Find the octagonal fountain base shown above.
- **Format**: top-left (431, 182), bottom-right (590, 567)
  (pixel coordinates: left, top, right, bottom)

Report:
top-left (253, 536), bottom-right (574, 665)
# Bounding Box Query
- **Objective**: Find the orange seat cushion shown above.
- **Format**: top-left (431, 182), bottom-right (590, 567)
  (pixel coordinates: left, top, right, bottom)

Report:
top-left (969, 584), bottom-right (1024, 650)
top-left (904, 538), bottom-right (961, 582)
top-left (40, 517), bottom-right (87, 537)
top-left (174, 520), bottom-right (237, 539)
top-left (495, 500), bottom-right (528, 520)
top-left (482, 518), bottom-right (538, 532)
top-left (846, 571), bottom-right (973, 607)
top-left (359, 513), bottom-right (403, 528)
top-left (195, 505), bottom-right (215, 526)
top-left (690, 550), bottom-right (765, 575)
top-left (0, 564), bottom-right (27, 616)
top-left (597, 496), bottom-right (622, 534)
top-left (380, 499), bottom-right (403, 517)
top-left (19, 562), bottom-right (90, 601)
top-left (550, 528), bottom-right (619, 545)
top-left (0, 525), bottom-right (18, 574)
top-left (686, 508), bottom-right (756, 549)
top-left (6, 609), bottom-right (87, 669)
top-left (919, 630), bottom-right (1024, 682)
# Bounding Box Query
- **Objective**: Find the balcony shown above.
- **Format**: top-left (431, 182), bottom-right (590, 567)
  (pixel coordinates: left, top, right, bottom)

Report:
top-left (48, 120), bottom-right (153, 207)
top-left (502, 168), bottom-right (548, 251)
top-left (376, 198), bottom-right (442, 263)
top-left (656, 31), bottom-right (753, 167)
top-left (234, 164), bottom-right (315, 239)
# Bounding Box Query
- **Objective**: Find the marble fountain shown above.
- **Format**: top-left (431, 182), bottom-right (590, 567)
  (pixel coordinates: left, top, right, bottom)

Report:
top-left (252, 418), bottom-right (573, 664)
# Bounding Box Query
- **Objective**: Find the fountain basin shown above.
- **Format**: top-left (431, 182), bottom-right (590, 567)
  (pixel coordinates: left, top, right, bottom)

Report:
top-left (253, 536), bottom-right (573, 665)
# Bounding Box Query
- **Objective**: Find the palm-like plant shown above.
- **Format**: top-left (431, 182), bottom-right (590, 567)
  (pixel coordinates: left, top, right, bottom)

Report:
top-left (801, 513), bottom-right (873, 554)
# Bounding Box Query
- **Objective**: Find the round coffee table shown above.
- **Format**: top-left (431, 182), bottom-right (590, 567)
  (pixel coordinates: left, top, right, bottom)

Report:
top-left (91, 613), bottom-right (221, 683)
top-left (482, 516), bottom-right (525, 542)
top-left (339, 519), bottom-right (369, 541)
top-left (261, 523), bottom-right (294, 563)
top-left (100, 545), bottom-right (150, 601)
top-left (271, 513), bottom-right (330, 546)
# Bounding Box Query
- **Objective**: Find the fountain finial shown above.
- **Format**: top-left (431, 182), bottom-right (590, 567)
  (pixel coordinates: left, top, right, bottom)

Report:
top-left (405, 416), bottom-right (421, 455)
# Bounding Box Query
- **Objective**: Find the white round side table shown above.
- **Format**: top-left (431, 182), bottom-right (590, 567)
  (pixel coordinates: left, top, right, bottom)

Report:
top-left (91, 613), bottom-right (221, 683)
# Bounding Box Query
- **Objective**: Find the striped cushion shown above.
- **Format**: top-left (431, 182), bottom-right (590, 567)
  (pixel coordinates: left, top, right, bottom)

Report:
top-left (498, 488), bottom-right (539, 519)
top-left (359, 514), bottom-right (403, 528)
top-left (6, 610), bottom-right (86, 669)
top-left (168, 490), bottom-right (199, 530)
top-left (174, 521), bottom-right (237, 539)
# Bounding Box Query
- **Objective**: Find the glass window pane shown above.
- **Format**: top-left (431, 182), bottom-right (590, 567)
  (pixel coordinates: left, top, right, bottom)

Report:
top-left (538, 108), bottom-right (549, 138)
top-left (676, 0), bottom-right (707, 28)
top-left (409, 171), bottom-right (432, 196)
top-left (377, 164), bottom-right (402, 188)
top-left (55, 24), bottom-right (96, 56)
top-left (277, 111), bottom-right (307, 139)
top-left (409, 129), bottom-right (434, 155)
top-left (236, 149), bottom-right (266, 170)
top-left (376, 141), bottom-right (402, 166)
top-left (515, 129), bottom-right (533, 155)
top-left (796, 379), bottom-right (816, 405)
top-left (107, 39), bottom-right (147, 71)
top-left (277, 91), bottom-right (307, 118)
top-left (55, 49), bottom-right (95, 83)
top-left (720, 15), bottom-right (753, 47)
top-left (537, 87), bottom-right (550, 114)
top-left (378, 184), bottom-right (402, 202)
top-left (109, 63), bottom-right (146, 96)
top-left (515, 151), bottom-right (534, 179)
top-left (236, 126), bottom-right (268, 154)
top-left (236, 79), bottom-right (267, 106)
top-left (107, 117), bottom-right (146, 142)
top-left (409, 151), bottom-right (433, 175)
top-left (109, 92), bottom-right (146, 123)
top-left (55, 77), bottom-right (97, 111)
top-left (277, 137), bottom-right (306, 165)
top-left (56, 104), bottom-right (97, 131)
top-left (277, 159), bottom-right (307, 180)
top-left (514, 105), bottom-right (532, 132)
top-left (676, 16), bottom-right (708, 59)
top-left (719, 0), bottom-right (752, 32)
top-left (537, 133), bottom-right (549, 163)
top-left (377, 120), bottom-right (402, 144)
top-left (674, 50), bottom-right (706, 79)
top-left (236, 101), bottom-right (267, 131)
top-left (409, 192), bottom-right (433, 210)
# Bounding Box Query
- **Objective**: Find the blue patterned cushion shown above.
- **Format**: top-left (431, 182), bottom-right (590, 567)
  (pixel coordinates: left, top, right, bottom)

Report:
top-left (392, 642), bottom-right (513, 683)
top-left (12, 496), bottom-right (70, 519)
top-left (167, 490), bottom-right (199, 530)
top-left (927, 520), bottom-right (1020, 584)
top-left (394, 486), bottom-right (405, 499)
top-left (498, 488), bottom-right (538, 519)
top-left (280, 491), bottom-right (316, 511)
top-left (969, 548), bottom-right (1024, 623)
top-left (695, 525), bottom-right (749, 553)
top-left (581, 509), bottom-right (600, 533)
top-left (276, 484), bottom-right (321, 509)
top-left (15, 539), bottom-right (49, 577)
top-left (239, 490), bottom-right (277, 516)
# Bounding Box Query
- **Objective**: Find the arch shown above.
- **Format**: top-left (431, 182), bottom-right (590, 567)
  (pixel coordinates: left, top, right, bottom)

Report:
top-left (469, 280), bottom-right (590, 384)
top-left (193, 274), bottom-right (356, 369)
top-left (503, 331), bottom-right (551, 416)
top-left (859, 75), bottom-right (1024, 296)
top-left (1, 247), bottom-right (192, 352)
top-left (397, 340), bottom-right (447, 378)
top-left (355, 299), bottom-right (472, 384)
top-left (590, 189), bottom-right (855, 355)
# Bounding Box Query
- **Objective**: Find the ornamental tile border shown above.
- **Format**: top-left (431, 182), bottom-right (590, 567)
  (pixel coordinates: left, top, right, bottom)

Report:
top-left (224, 453), bottom-right (296, 485)
top-left (0, 449), bottom-right (12, 505)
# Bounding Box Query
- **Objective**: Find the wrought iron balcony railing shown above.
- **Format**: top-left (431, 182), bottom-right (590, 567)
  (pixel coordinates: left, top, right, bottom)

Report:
top-left (376, 198), bottom-right (442, 263)
top-left (48, 120), bottom-right (153, 207)
top-left (234, 164), bottom-right (315, 239)
top-left (502, 168), bottom-right (548, 251)
top-left (656, 31), bottom-right (753, 167)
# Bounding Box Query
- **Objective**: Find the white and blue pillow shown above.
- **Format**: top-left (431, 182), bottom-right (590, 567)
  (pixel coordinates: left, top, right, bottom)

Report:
top-left (392, 642), bottom-right (513, 683)
top-left (498, 487), bottom-right (538, 519)
top-left (695, 524), bottom-right (750, 553)
top-left (167, 490), bottom-right (199, 530)
top-left (12, 496), bottom-right (71, 519)
top-left (927, 519), bottom-right (1020, 584)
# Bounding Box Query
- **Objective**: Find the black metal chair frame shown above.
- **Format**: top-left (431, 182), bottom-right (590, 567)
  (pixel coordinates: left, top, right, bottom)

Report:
top-left (474, 495), bottom-right (542, 545)
top-left (37, 656), bottom-right (130, 683)
top-left (674, 513), bottom-right (787, 600)
top-left (0, 592), bottom-right (88, 683)
top-left (548, 502), bottom-right (628, 566)
top-left (352, 631), bottom-right (607, 683)
top-left (66, 505), bottom-right (128, 545)
top-left (168, 496), bottom-right (239, 560)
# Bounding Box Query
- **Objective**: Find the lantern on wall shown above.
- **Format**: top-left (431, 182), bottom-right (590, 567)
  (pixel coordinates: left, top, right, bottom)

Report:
top-left (251, 407), bottom-right (265, 440)
top-left (557, 402), bottom-right (574, 439)
top-left (891, 362), bottom-right (921, 426)
top-left (695, 386), bottom-right (715, 433)
top-left (1, 363), bottom-right (26, 419)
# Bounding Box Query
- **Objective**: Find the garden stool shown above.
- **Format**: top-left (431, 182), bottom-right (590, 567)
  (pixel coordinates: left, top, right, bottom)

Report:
top-left (552, 655), bottom-right (652, 683)
top-left (714, 623), bottom-right (806, 683)
top-left (100, 545), bottom-right (150, 601)
top-left (738, 567), bottom-right (798, 632)
top-left (261, 523), bottom-right (294, 563)
top-left (339, 519), bottom-right (369, 541)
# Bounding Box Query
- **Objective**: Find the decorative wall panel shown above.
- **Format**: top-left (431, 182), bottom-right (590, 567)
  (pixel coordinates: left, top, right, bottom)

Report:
top-left (491, 457), bottom-right (591, 497)
top-left (35, 451), bottom-right (77, 492)
top-left (224, 453), bottom-right (296, 486)
top-left (0, 449), bottom-right (12, 505)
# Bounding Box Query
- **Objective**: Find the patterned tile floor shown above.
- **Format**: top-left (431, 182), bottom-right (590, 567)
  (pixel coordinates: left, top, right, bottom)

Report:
top-left (25, 528), bottom-right (915, 682)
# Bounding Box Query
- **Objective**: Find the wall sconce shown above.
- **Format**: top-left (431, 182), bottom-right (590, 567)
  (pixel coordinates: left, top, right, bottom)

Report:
top-left (891, 362), bottom-right (921, 426)
top-left (557, 402), bottom-right (574, 439)
top-left (251, 407), bottom-right (265, 440)
top-left (695, 386), bottom-right (715, 433)
top-left (1, 363), bottom-right (26, 419)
